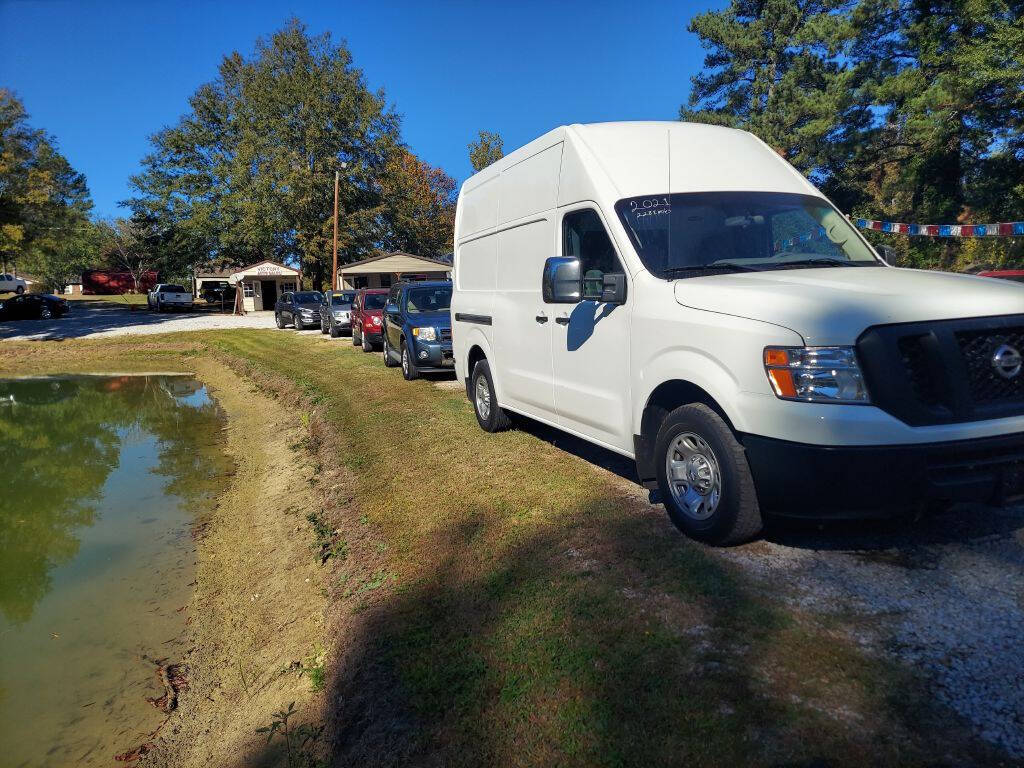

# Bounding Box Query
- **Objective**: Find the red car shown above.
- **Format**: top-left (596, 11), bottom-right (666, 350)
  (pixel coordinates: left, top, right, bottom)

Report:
top-left (977, 269), bottom-right (1024, 284)
top-left (352, 288), bottom-right (389, 351)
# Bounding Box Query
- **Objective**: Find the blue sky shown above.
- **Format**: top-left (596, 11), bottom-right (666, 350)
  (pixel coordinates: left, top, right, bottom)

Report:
top-left (0, 0), bottom-right (722, 218)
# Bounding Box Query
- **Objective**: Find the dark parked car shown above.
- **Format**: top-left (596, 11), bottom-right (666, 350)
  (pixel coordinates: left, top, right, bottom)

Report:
top-left (274, 291), bottom-right (324, 329)
top-left (381, 281), bottom-right (454, 380)
top-left (319, 290), bottom-right (356, 337)
top-left (0, 293), bottom-right (69, 321)
top-left (200, 281), bottom-right (233, 303)
top-left (352, 288), bottom-right (388, 352)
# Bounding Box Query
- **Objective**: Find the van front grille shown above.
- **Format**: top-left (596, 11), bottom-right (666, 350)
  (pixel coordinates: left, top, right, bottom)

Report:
top-left (857, 314), bottom-right (1024, 426)
top-left (955, 327), bottom-right (1024, 403)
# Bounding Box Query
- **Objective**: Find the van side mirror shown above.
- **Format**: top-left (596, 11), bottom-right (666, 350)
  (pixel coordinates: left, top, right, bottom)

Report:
top-left (542, 257), bottom-right (581, 303)
top-left (385, 302), bottom-right (398, 314)
top-left (601, 273), bottom-right (627, 304)
top-left (876, 245), bottom-right (896, 265)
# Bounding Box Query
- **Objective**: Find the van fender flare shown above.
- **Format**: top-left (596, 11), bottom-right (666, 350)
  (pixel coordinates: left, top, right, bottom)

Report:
top-left (632, 351), bottom-right (747, 485)
top-left (460, 328), bottom-right (498, 398)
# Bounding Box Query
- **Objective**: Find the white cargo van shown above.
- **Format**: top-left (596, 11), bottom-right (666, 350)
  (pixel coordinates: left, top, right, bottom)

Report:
top-left (451, 122), bottom-right (1024, 544)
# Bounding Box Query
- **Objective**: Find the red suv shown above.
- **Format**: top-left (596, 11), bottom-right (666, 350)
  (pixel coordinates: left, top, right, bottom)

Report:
top-left (352, 288), bottom-right (389, 351)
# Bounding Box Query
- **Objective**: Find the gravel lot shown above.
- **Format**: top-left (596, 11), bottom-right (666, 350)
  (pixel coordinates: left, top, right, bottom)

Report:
top-left (719, 508), bottom-right (1024, 758)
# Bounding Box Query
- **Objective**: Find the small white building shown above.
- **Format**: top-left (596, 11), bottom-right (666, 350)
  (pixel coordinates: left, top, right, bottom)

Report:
top-left (195, 260), bottom-right (301, 313)
top-left (336, 252), bottom-right (451, 290)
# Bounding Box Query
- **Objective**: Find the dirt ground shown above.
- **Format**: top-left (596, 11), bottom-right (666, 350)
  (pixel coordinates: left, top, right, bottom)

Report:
top-left (138, 358), bottom-right (335, 768)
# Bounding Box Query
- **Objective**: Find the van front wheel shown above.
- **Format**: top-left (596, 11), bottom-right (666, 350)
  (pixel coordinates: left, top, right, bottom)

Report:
top-left (471, 360), bottom-right (512, 433)
top-left (654, 403), bottom-right (762, 545)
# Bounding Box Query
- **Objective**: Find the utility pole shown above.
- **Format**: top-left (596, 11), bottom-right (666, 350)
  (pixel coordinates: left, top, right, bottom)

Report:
top-left (332, 169), bottom-right (340, 292)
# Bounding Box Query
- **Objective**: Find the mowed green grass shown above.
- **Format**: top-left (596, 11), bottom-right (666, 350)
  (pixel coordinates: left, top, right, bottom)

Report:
top-left (0, 331), bottom-right (997, 767)
top-left (64, 292), bottom-right (149, 304)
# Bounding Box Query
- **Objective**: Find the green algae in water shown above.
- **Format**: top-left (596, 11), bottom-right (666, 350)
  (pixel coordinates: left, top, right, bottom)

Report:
top-left (0, 375), bottom-right (232, 767)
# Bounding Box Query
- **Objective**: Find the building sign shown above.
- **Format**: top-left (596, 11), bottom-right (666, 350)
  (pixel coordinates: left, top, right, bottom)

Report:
top-left (254, 263), bottom-right (294, 276)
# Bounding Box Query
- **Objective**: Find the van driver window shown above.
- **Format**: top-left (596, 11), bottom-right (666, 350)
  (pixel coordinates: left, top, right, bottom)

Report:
top-left (563, 209), bottom-right (622, 300)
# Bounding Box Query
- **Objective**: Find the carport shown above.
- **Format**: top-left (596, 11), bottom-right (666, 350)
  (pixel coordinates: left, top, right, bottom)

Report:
top-left (336, 252), bottom-right (450, 290)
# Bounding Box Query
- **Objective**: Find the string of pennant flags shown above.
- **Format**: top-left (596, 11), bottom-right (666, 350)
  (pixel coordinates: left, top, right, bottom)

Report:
top-left (852, 218), bottom-right (1024, 237)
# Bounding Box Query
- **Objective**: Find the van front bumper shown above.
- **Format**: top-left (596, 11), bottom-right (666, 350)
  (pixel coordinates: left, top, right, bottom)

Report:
top-left (741, 431), bottom-right (1024, 518)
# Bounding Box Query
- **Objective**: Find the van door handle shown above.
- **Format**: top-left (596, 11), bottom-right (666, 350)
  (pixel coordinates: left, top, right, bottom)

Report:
top-left (555, 316), bottom-right (570, 325)
top-left (535, 313), bottom-right (548, 324)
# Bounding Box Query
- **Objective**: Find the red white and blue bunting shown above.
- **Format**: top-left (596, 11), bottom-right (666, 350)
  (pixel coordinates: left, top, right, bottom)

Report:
top-left (853, 218), bottom-right (1024, 237)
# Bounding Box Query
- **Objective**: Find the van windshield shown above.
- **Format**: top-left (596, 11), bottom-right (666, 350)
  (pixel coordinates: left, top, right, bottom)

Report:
top-left (614, 192), bottom-right (881, 278)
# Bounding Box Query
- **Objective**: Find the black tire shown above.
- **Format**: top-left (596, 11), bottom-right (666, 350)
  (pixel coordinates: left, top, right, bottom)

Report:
top-left (330, 322), bottom-right (340, 338)
top-left (470, 359), bottom-right (512, 432)
top-left (382, 333), bottom-right (399, 367)
top-left (352, 327), bottom-right (361, 345)
top-left (275, 313), bottom-right (285, 329)
top-left (321, 317), bottom-right (329, 334)
top-left (654, 403), bottom-right (762, 545)
top-left (15, 285), bottom-right (25, 295)
top-left (362, 333), bottom-right (372, 353)
top-left (401, 340), bottom-right (419, 380)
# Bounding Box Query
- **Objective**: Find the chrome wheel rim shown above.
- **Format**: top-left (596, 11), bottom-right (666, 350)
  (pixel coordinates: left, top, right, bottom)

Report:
top-left (475, 376), bottom-right (491, 421)
top-left (665, 432), bottom-right (721, 521)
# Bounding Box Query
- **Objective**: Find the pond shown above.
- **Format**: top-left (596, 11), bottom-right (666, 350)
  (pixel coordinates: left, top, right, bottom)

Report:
top-left (0, 375), bottom-right (231, 767)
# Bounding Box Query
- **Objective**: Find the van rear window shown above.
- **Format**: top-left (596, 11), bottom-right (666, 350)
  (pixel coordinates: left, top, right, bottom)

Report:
top-left (615, 192), bottom-right (879, 278)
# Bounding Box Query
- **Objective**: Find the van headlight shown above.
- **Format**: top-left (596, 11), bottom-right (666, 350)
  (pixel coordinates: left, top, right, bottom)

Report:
top-left (412, 326), bottom-right (436, 341)
top-left (763, 347), bottom-right (869, 403)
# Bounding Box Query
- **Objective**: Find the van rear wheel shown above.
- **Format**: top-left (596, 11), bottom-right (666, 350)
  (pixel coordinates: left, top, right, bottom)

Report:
top-left (654, 403), bottom-right (762, 545)
top-left (471, 360), bottom-right (512, 432)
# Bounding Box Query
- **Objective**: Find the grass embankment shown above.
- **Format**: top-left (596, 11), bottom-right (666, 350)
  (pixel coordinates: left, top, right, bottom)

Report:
top-left (0, 332), bottom-right (1001, 767)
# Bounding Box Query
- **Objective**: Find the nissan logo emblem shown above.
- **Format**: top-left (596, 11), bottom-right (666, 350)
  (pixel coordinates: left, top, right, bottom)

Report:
top-left (991, 343), bottom-right (1022, 380)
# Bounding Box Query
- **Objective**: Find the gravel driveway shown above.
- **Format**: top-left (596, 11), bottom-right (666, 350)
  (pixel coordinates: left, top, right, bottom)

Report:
top-left (0, 301), bottom-right (280, 340)
top-left (719, 507), bottom-right (1024, 758)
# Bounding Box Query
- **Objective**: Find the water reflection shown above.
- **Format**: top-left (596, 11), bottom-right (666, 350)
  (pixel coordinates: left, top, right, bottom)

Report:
top-left (0, 375), bottom-right (226, 623)
top-left (0, 374), bottom-right (231, 766)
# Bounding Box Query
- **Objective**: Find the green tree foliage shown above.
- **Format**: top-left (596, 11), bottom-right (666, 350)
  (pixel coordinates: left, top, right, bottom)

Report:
top-left (468, 130), bottom-right (504, 172)
top-left (682, 0), bottom-right (1024, 269)
top-left (127, 19), bottom-right (455, 289)
top-left (377, 148), bottom-right (457, 257)
top-left (0, 89), bottom-right (94, 287)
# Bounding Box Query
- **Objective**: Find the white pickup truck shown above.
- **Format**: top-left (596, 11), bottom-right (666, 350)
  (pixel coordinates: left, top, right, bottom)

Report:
top-left (147, 284), bottom-right (194, 312)
top-left (0, 273), bottom-right (27, 294)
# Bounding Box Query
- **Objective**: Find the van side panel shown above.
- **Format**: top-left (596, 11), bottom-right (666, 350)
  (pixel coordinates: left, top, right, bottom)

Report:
top-left (452, 233), bottom-right (496, 384)
top-left (493, 218), bottom-right (555, 415)
top-left (456, 234), bottom-right (497, 293)
top-left (497, 144), bottom-right (563, 225)
top-left (556, 138), bottom-right (598, 208)
top-left (459, 175), bottom-right (500, 239)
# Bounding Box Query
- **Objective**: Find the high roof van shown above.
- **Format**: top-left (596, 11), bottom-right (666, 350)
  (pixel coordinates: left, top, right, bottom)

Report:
top-left (451, 122), bottom-right (1024, 544)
